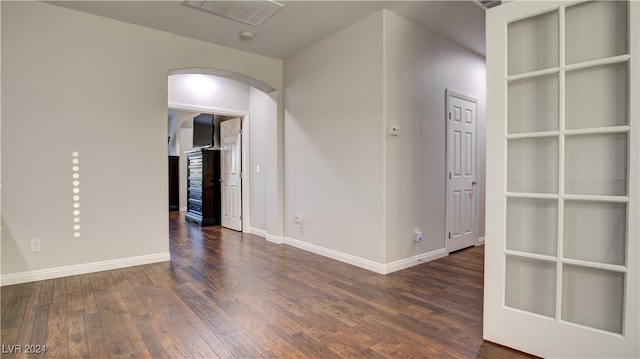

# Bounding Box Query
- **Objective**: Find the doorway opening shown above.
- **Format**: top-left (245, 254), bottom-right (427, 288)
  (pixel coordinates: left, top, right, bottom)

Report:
top-left (166, 69), bottom-right (278, 236)
top-left (168, 107), bottom-right (247, 231)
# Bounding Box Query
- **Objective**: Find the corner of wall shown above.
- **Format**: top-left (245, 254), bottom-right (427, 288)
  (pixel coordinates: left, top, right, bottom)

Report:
top-left (380, 9), bottom-right (486, 264)
top-left (282, 9), bottom-right (386, 264)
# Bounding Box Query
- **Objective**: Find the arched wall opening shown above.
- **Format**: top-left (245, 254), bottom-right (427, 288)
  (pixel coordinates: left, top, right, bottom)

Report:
top-left (167, 69), bottom-right (278, 236)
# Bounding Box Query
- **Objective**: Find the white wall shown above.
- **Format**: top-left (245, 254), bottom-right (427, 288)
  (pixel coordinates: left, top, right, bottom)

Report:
top-left (168, 74), bottom-right (250, 113)
top-left (248, 87), bottom-right (277, 233)
top-left (168, 109), bottom-right (198, 156)
top-left (283, 10), bottom-right (485, 272)
top-left (1, 1), bottom-right (282, 283)
top-left (284, 12), bottom-right (386, 263)
top-left (383, 11), bottom-right (487, 263)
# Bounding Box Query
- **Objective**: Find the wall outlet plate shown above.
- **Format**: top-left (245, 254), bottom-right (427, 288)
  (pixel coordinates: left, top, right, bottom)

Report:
top-left (389, 126), bottom-right (400, 136)
top-left (414, 229), bottom-right (422, 242)
top-left (30, 239), bottom-right (41, 253)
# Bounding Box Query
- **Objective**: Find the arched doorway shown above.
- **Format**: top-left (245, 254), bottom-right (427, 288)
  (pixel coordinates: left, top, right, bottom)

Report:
top-left (167, 68), bottom-right (279, 237)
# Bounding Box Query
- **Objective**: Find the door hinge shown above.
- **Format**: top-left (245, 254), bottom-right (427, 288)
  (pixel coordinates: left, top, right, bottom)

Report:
top-left (448, 232), bottom-right (451, 239)
top-left (449, 172), bottom-right (452, 179)
top-left (448, 112), bottom-right (451, 120)
top-left (240, 172), bottom-right (244, 178)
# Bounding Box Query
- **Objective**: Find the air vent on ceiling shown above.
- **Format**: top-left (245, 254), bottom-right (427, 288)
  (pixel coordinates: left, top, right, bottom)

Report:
top-left (181, 0), bottom-right (285, 27)
top-left (476, 0), bottom-right (502, 10)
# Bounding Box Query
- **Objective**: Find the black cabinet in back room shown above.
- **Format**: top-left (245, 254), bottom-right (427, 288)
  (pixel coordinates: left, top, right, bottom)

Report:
top-left (184, 148), bottom-right (221, 226)
top-left (168, 155), bottom-right (179, 211)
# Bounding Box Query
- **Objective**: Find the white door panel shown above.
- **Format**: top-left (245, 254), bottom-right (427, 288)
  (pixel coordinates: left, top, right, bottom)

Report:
top-left (220, 118), bottom-right (242, 231)
top-left (447, 91), bottom-right (477, 253)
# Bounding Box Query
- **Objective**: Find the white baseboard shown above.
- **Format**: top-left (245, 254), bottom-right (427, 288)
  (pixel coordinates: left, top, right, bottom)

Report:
top-left (477, 236), bottom-right (485, 246)
top-left (1, 252), bottom-right (171, 286)
top-left (283, 237), bottom-right (386, 273)
top-left (283, 237), bottom-right (447, 274)
top-left (266, 233), bottom-right (283, 244)
top-left (384, 248), bottom-right (449, 273)
top-left (249, 227), bottom-right (267, 237)
top-left (245, 229), bottom-right (282, 244)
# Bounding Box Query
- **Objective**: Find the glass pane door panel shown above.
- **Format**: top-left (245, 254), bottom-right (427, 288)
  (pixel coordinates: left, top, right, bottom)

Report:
top-left (507, 137), bottom-right (558, 193)
top-left (505, 256), bottom-right (556, 317)
top-left (508, 10), bottom-right (559, 75)
top-left (487, 1), bottom-right (637, 356)
top-left (562, 265), bottom-right (624, 334)
top-left (507, 198), bottom-right (557, 256)
top-left (566, 1), bottom-right (628, 64)
top-left (566, 63), bottom-right (629, 130)
top-left (565, 133), bottom-right (628, 196)
top-left (508, 74), bottom-right (559, 134)
top-left (564, 201), bottom-right (627, 265)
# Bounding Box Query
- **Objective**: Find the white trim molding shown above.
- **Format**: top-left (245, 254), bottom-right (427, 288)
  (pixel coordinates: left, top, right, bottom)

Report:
top-left (250, 227), bottom-right (267, 237)
top-left (266, 233), bottom-right (284, 244)
top-left (283, 237), bottom-right (448, 275)
top-left (476, 236), bottom-right (485, 246)
top-left (1, 252), bottom-right (171, 286)
top-left (384, 248), bottom-right (449, 273)
top-left (168, 102), bottom-right (249, 118)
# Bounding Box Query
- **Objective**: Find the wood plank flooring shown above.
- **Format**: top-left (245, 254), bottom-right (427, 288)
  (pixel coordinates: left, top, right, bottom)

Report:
top-left (1, 212), bottom-right (536, 358)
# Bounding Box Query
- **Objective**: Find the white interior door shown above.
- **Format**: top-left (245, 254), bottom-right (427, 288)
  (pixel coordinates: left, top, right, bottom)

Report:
top-left (484, 1), bottom-right (639, 358)
top-left (220, 117), bottom-right (242, 231)
top-left (446, 90), bottom-right (477, 253)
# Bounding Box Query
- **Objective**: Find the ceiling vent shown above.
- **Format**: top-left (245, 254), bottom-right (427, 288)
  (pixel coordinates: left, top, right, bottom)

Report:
top-left (475, 0), bottom-right (502, 10)
top-left (181, 0), bottom-right (285, 27)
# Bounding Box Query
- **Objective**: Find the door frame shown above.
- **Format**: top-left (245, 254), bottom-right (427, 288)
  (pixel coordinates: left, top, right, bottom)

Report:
top-left (169, 102), bottom-right (251, 232)
top-left (444, 89), bottom-right (480, 253)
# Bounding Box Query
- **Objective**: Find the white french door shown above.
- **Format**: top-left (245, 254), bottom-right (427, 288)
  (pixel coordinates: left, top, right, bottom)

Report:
top-left (484, 1), bottom-right (639, 358)
top-left (220, 117), bottom-right (243, 231)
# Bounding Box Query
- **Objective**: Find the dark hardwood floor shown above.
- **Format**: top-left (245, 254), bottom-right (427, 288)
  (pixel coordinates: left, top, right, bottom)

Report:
top-left (1, 212), bottom-right (535, 358)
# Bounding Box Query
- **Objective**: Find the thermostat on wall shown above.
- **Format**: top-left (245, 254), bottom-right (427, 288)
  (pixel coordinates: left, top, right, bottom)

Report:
top-left (389, 125), bottom-right (399, 136)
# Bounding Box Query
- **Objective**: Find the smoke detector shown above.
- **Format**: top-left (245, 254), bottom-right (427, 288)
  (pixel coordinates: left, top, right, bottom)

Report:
top-left (240, 31), bottom-right (255, 41)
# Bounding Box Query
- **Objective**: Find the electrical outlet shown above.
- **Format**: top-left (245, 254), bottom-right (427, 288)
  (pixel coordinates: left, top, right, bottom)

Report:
top-left (30, 239), bottom-right (41, 253)
top-left (414, 229), bottom-right (423, 243)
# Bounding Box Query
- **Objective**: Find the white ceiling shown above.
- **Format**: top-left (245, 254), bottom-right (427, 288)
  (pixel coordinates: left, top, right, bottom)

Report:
top-left (50, 1), bottom-right (486, 59)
